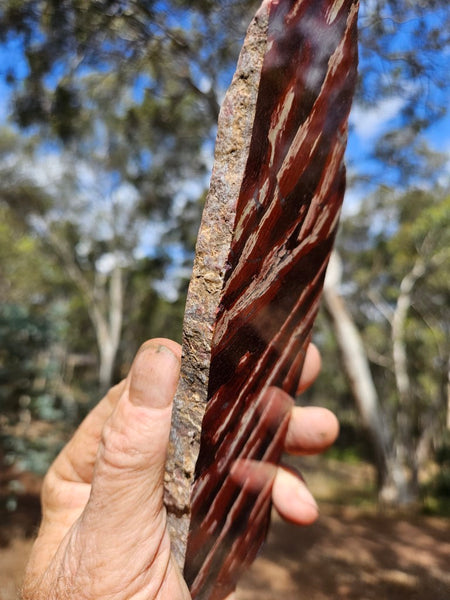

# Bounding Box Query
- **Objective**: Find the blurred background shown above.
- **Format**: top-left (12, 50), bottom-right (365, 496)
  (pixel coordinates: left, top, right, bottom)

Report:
top-left (0, 1), bottom-right (449, 598)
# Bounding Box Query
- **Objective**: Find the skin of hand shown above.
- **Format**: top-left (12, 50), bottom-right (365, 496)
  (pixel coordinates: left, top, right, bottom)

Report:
top-left (22, 338), bottom-right (338, 600)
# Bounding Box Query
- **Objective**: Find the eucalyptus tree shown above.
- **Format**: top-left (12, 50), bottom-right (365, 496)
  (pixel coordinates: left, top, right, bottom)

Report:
top-left (0, 0), bottom-right (267, 386)
top-left (0, 1), bottom-right (449, 474)
top-left (324, 188), bottom-right (450, 505)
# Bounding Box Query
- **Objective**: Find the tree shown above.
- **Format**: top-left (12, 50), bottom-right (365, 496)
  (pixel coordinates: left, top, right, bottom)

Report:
top-left (0, 131), bottom-right (184, 391)
top-left (353, 0), bottom-right (449, 187)
top-left (0, 201), bottom-right (76, 476)
top-left (0, 7), bottom-right (446, 346)
top-left (323, 252), bottom-right (414, 504)
top-left (0, 1), bottom-right (264, 388)
top-left (0, 0), bottom-right (449, 497)
top-left (2, 1), bottom-right (449, 197)
top-left (325, 188), bottom-right (450, 505)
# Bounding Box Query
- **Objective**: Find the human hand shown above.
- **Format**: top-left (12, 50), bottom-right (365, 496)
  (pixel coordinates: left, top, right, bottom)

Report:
top-left (22, 338), bottom-right (338, 600)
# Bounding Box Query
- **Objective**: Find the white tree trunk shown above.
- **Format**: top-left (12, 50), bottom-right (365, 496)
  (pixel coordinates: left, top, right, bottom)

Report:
top-left (391, 257), bottom-right (426, 491)
top-left (91, 264), bottom-right (124, 391)
top-left (324, 252), bottom-right (416, 506)
top-left (41, 219), bottom-right (124, 390)
top-left (392, 258), bottom-right (425, 402)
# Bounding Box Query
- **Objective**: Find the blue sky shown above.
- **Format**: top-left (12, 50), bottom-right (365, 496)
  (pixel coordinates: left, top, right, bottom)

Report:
top-left (1, 6), bottom-right (449, 219)
top-left (344, 97), bottom-right (450, 213)
top-left (1, 4), bottom-right (448, 302)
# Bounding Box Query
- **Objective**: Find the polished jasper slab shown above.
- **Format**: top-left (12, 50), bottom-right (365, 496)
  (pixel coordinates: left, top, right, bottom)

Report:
top-left (165, 1), bottom-right (359, 598)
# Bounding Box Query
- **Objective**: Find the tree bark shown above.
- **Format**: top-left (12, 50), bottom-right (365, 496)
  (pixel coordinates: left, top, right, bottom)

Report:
top-left (38, 218), bottom-right (124, 390)
top-left (323, 252), bottom-right (415, 505)
top-left (391, 256), bottom-right (426, 493)
top-left (95, 264), bottom-right (124, 391)
top-left (392, 258), bottom-right (426, 402)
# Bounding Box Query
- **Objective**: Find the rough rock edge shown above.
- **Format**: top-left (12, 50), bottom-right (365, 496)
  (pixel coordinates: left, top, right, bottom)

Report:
top-left (164, 3), bottom-right (271, 569)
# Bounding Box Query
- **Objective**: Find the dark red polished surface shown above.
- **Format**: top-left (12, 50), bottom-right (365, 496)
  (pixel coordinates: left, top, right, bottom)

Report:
top-left (184, 1), bottom-right (359, 597)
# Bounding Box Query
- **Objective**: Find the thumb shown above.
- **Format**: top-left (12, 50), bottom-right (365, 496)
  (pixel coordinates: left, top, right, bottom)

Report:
top-left (81, 340), bottom-right (181, 548)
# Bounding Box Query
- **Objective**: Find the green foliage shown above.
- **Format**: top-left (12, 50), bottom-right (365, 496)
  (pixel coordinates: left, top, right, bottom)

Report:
top-left (325, 422), bottom-right (375, 464)
top-left (0, 202), bottom-right (57, 302)
top-left (0, 302), bottom-right (69, 475)
top-left (0, 0), bottom-right (258, 195)
top-left (0, 0), bottom-right (449, 495)
top-left (2, 0), bottom-right (448, 189)
top-left (330, 187), bottom-right (450, 489)
top-left (356, 0), bottom-right (449, 185)
top-left (0, 304), bottom-right (52, 411)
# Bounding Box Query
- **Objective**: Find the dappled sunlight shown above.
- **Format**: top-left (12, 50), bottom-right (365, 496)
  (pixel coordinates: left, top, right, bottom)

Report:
top-left (237, 464), bottom-right (450, 599)
top-left (2, 458), bottom-right (448, 600)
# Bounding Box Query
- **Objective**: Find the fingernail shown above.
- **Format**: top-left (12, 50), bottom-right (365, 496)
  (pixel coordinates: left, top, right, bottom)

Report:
top-left (296, 482), bottom-right (319, 512)
top-left (137, 341), bottom-right (180, 361)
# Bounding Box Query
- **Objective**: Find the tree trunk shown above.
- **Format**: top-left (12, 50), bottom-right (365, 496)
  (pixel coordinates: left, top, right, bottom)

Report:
top-left (391, 257), bottom-right (426, 495)
top-left (323, 252), bottom-right (416, 506)
top-left (91, 264), bottom-right (124, 391)
top-left (38, 220), bottom-right (125, 391)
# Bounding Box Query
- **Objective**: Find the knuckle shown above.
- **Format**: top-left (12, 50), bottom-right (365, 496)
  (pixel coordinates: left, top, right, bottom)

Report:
top-left (99, 416), bottom-right (141, 471)
top-left (41, 467), bottom-right (60, 505)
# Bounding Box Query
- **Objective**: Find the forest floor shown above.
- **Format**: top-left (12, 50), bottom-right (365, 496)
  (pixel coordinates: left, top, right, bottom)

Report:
top-left (1, 456), bottom-right (449, 600)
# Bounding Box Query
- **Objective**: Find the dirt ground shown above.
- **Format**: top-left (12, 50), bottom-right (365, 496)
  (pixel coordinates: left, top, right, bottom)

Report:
top-left (1, 459), bottom-right (449, 600)
top-left (237, 507), bottom-right (450, 599)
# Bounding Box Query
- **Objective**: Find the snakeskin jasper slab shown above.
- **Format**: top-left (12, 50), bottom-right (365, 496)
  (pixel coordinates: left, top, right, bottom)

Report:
top-left (164, 0), bottom-right (359, 598)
